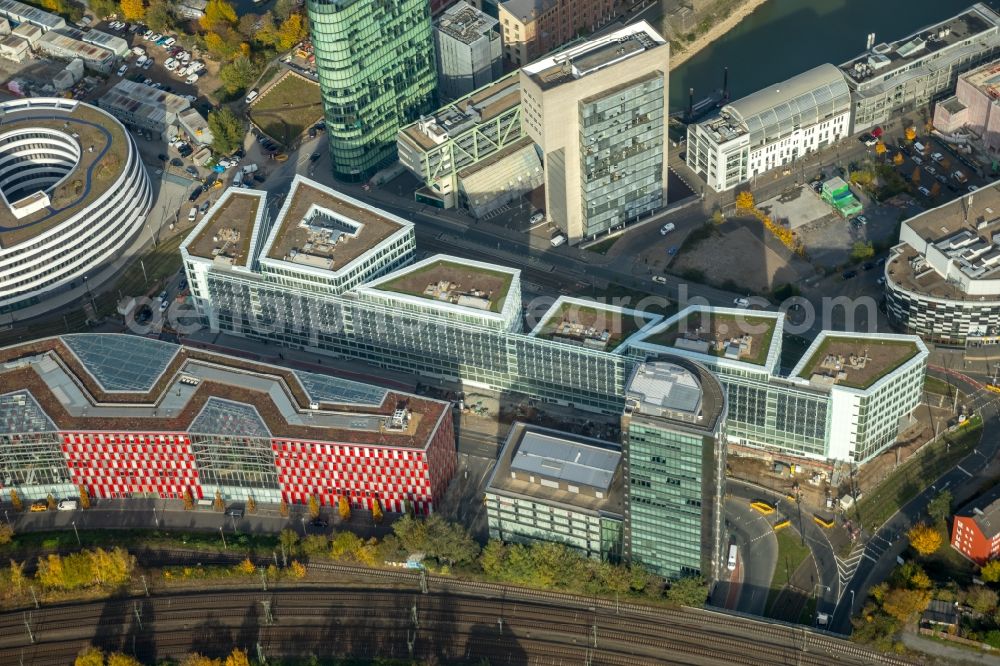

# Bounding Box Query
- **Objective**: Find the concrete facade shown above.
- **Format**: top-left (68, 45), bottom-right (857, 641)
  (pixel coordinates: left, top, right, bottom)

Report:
top-left (434, 1), bottom-right (502, 101)
top-left (520, 22), bottom-right (668, 244)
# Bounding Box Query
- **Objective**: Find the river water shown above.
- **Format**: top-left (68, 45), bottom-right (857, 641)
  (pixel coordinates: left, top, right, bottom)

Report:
top-left (666, 0), bottom-right (1000, 110)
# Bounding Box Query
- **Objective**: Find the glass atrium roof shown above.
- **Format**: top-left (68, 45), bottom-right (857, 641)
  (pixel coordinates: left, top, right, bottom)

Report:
top-left (190, 398), bottom-right (271, 438)
top-left (62, 334), bottom-right (179, 392)
top-left (293, 369), bottom-right (388, 406)
top-left (0, 390), bottom-right (56, 434)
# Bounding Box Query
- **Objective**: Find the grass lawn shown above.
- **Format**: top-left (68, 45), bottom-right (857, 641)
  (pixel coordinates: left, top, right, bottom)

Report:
top-left (586, 235), bottom-right (620, 255)
top-left (797, 337), bottom-right (919, 389)
top-left (249, 72), bottom-right (323, 145)
top-left (924, 375), bottom-right (963, 399)
top-left (772, 529), bottom-right (811, 591)
top-left (855, 417), bottom-right (984, 531)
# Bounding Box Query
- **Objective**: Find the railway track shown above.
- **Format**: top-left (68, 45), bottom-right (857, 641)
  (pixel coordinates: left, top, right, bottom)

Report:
top-left (0, 573), bottom-right (916, 666)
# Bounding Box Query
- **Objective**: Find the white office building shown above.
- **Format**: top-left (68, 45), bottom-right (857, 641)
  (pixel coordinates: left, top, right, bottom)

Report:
top-left (0, 98), bottom-right (151, 315)
top-left (686, 64), bottom-right (851, 192)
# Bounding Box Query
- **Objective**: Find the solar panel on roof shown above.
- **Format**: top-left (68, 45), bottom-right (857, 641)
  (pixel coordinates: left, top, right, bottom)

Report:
top-left (190, 397), bottom-right (270, 437)
top-left (293, 369), bottom-right (388, 406)
top-left (62, 334), bottom-right (179, 392)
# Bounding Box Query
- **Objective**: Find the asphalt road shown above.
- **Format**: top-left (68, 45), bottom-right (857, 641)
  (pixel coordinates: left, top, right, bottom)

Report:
top-left (830, 365), bottom-right (1000, 634)
top-left (720, 496), bottom-right (776, 617)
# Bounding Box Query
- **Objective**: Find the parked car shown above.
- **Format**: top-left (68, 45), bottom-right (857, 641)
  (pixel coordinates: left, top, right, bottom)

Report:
top-left (733, 297), bottom-right (750, 308)
top-left (912, 156), bottom-right (923, 165)
top-left (660, 222), bottom-right (676, 235)
top-left (862, 262), bottom-right (875, 271)
top-left (30, 502), bottom-right (48, 512)
top-left (918, 186), bottom-right (931, 197)
top-left (185, 74), bottom-right (199, 85)
top-left (245, 88), bottom-right (259, 104)
top-left (550, 233), bottom-right (567, 247)
top-left (164, 36), bottom-right (176, 47)
top-left (926, 166), bottom-right (937, 175)
top-left (116, 64), bottom-right (127, 76)
top-left (188, 207), bottom-right (197, 222)
top-left (58, 500), bottom-right (78, 511)
top-left (310, 518), bottom-right (328, 528)
top-left (529, 211), bottom-right (544, 224)
top-left (189, 186), bottom-right (203, 201)
top-left (931, 152), bottom-right (944, 162)
top-left (969, 185), bottom-right (980, 192)
top-left (142, 58), bottom-right (153, 70)
top-left (667, 246), bottom-right (678, 256)
top-left (842, 270), bottom-right (857, 280)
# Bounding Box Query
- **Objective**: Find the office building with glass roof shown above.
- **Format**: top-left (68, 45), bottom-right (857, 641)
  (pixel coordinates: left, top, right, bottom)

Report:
top-left (0, 334), bottom-right (455, 513)
top-left (307, 0), bottom-right (437, 181)
top-left (686, 64), bottom-right (852, 192)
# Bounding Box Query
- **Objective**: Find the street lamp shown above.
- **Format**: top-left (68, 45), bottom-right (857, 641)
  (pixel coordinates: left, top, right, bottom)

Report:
top-left (219, 526), bottom-right (227, 550)
top-left (71, 520), bottom-right (80, 547)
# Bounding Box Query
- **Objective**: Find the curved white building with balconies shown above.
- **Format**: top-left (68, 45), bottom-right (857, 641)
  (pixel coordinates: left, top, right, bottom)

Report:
top-left (0, 97), bottom-right (152, 316)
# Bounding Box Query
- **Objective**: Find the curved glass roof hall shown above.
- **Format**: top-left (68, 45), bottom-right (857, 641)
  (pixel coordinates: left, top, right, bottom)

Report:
top-left (722, 63), bottom-right (851, 148)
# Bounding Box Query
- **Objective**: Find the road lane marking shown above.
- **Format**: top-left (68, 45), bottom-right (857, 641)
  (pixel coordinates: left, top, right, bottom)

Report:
top-left (956, 465), bottom-right (973, 477)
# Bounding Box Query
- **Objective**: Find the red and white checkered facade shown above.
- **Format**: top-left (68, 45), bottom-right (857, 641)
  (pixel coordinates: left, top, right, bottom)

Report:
top-left (273, 413), bottom-right (456, 514)
top-left (52, 416), bottom-right (455, 512)
top-left (62, 431), bottom-right (203, 500)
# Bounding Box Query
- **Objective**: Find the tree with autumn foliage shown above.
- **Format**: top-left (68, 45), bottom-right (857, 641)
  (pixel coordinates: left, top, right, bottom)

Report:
top-left (120, 0), bottom-right (146, 21)
top-left (372, 497), bottom-right (384, 524)
top-left (106, 654), bottom-right (142, 666)
top-left (75, 647), bottom-right (104, 666)
top-left (289, 560), bottom-right (307, 579)
top-left (246, 496), bottom-right (256, 514)
top-left (338, 496), bottom-right (351, 522)
top-left (981, 559), bottom-right (1000, 583)
top-left (47, 493), bottom-right (56, 510)
top-left (0, 522), bottom-right (13, 545)
top-left (9, 489), bottom-right (22, 512)
top-left (180, 654), bottom-right (222, 666)
top-left (275, 12), bottom-right (306, 50)
top-left (224, 648), bottom-right (251, 666)
top-left (874, 141), bottom-right (887, 157)
top-left (79, 484), bottom-right (90, 509)
top-left (308, 495), bottom-right (320, 519)
top-left (182, 489), bottom-right (194, 510)
top-left (279, 499), bottom-right (289, 517)
top-left (234, 557), bottom-right (255, 576)
top-left (735, 190), bottom-right (755, 212)
top-left (200, 0), bottom-right (236, 30)
top-left (893, 152), bottom-right (904, 166)
top-left (904, 126), bottom-right (917, 142)
top-left (911, 167), bottom-right (922, 185)
top-left (213, 490), bottom-right (224, 512)
top-left (907, 522), bottom-right (942, 556)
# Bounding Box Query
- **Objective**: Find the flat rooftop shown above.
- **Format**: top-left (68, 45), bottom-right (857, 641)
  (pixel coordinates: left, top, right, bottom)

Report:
top-left (184, 190), bottom-right (265, 267)
top-left (265, 177), bottom-right (406, 272)
top-left (960, 59), bottom-right (1000, 97)
top-left (522, 21), bottom-right (665, 90)
top-left (625, 358), bottom-right (726, 435)
top-left (101, 79), bottom-right (190, 127)
top-left (840, 4), bottom-right (1000, 85)
top-left (401, 73), bottom-right (520, 152)
top-left (889, 184), bottom-right (1000, 301)
top-left (373, 256), bottom-right (515, 314)
top-left (642, 308), bottom-right (778, 367)
top-left (530, 296), bottom-right (659, 352)
top-left (794, 335), bottom-right (921, 391)
top-left (0, 100), bottom-right (128, 249)
top-left (0, 334), bottom-right (449, 448)
top-left (436, 2), bottom-right (497, 45)
top-left (487, 422), bottom-right (624, 515)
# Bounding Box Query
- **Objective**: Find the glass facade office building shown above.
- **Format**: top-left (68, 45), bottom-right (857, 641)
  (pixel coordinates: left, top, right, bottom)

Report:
top-left (307, 0), bottom-right (438, 181)
top-left (580, 72), bottom-right (665, 237)
top-left (622, 360), bottom-right (727, 580)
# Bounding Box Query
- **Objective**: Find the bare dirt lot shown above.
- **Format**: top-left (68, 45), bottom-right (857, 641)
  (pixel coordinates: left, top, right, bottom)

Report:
top-left (672, 218), bottom-right (813, 295)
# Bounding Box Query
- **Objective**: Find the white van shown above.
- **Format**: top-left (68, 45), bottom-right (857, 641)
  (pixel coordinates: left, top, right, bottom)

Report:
top-left (57, 500), bottom-right (78, 511)
top-left (188, 207), bottom-right (197, 222)
top-left (245, 89), bottom-right (259, 104)
top-left (550, 233), bottom-right (567, 247)
top-left (913, 141), bottom-right (927, 156)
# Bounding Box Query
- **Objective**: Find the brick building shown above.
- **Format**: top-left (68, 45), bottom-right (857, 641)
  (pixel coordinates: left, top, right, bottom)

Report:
top-left (951, 496), bottom-right (1000, 565)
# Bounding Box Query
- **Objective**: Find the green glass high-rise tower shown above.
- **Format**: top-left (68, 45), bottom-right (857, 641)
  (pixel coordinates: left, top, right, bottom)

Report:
top-left (307, 0), bottom-right (438, 181)
top-left (621, 358), bottom-right (728, 581)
